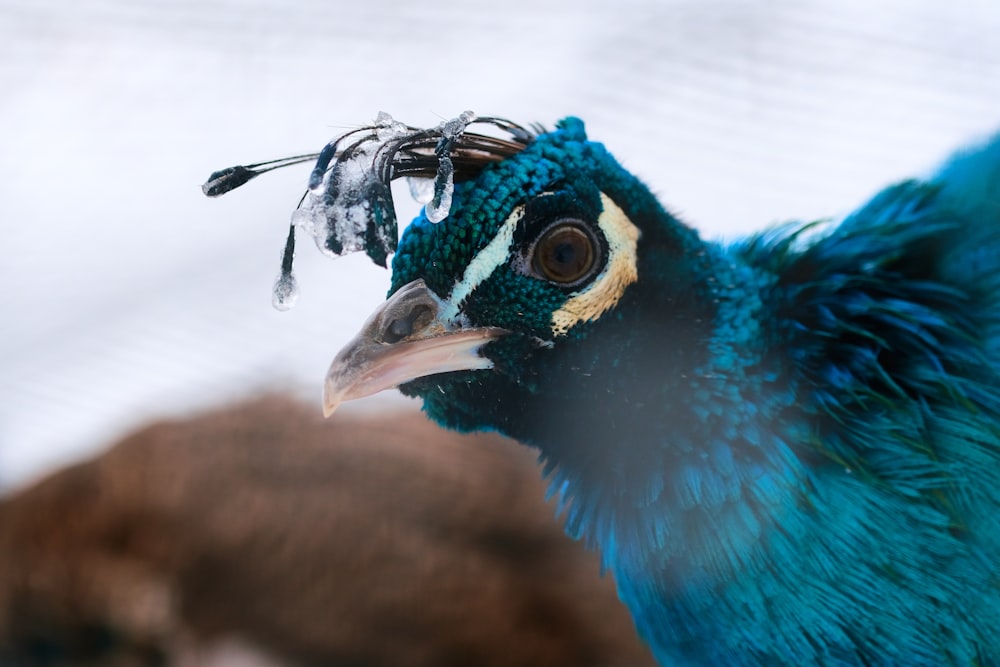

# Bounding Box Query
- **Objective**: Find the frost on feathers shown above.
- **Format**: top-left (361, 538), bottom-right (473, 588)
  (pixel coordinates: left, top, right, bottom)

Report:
top-left (425, 156), bottom-right (454, 223)
top-left (408, 177), bottom-right (435, 204)
top-left (293, 112), bottom-right (411, 266)
top-left (425, 111), bottom-right (475, 223)
top-left (202, 110), bottom-right (536, 309)
top-left (272, 271), bottom-right (299, 311)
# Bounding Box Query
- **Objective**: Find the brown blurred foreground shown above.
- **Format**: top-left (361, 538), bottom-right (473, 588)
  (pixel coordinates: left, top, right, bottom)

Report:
top-left (0, 396), bottom-right (654, 667)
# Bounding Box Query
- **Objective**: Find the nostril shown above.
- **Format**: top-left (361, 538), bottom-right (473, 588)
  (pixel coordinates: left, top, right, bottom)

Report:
top-left (385, 316), bottom-right (413, 343)
top-left (382, 304), bottom-right (433, 344)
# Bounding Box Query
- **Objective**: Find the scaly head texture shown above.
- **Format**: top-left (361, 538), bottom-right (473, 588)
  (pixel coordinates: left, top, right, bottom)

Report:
top-left (384, 121), bottom-right (1000, 666)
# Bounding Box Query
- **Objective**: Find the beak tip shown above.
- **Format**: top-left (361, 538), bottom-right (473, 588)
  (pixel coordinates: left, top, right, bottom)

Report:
top-left (322, 395), bottom-right (339, 419)
top-left (322, 384), bottom-right (340, 418)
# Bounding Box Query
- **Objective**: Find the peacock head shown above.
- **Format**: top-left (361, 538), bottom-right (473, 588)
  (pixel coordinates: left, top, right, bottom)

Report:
top-left (205, 113), bottom-right (714, 448)
top-left (322, 117), bottom-right (713, 445)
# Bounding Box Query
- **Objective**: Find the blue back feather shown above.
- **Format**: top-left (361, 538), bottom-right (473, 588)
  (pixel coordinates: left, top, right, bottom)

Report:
top-left (391, 123), bottom-right (1000, 665)
top-left (542, 131), bottom-right (1000, 666)
top-left (620, 131), bottom-right (1000, 666)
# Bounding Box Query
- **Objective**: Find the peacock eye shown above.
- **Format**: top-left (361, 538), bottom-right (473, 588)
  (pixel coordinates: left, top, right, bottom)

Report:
top-left (529, 220), bottom-right (602, 287)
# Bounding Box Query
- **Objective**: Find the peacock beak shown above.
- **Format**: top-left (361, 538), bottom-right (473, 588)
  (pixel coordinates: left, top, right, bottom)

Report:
top-left (323, 279), bottom-right (509, 416)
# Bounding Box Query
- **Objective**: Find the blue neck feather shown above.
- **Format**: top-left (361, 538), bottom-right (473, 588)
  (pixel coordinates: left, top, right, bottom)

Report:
top-left (399, 124), bottom-right (1000, 665)
top-left (535, 229), bottom-right (1000, 665)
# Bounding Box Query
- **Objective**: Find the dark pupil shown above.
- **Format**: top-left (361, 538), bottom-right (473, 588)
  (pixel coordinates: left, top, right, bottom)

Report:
top-left (553, 242), bottom-right (576, 265)
top-left (536, 225), bottom-right (594, 283)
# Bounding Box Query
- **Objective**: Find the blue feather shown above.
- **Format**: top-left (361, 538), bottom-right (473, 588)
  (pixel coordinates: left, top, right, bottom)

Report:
top-left (552, 129), bottom-right (1000, 665)
top-left (206, 114), bottom-right (1000, 664)
top-left (310, 119), bottom-right (1000, 665)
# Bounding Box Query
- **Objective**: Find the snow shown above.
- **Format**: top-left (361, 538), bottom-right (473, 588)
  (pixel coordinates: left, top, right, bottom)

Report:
top-left (423, 110), bottom-right (475, 223)
top-left (265, 110), bottom-right (482, 268)
top-left (425, 155), bottom-right (454, 223)
top-left (271, 271), bottom-right (299, 311)
top-left (374, 110), bottom-right (409, 142)
top-left (407, 177), bottom-right (435, 205)
top-left (295, 137), bottom-right (382, 258)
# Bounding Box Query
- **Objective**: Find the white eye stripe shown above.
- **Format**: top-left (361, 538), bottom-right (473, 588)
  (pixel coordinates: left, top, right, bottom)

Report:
top-left (442, 192), bottom-right (639, 336)
top-left (440, 205), bottom-right (524, 323)
top-left (550, 193), bottom-right (640, 336)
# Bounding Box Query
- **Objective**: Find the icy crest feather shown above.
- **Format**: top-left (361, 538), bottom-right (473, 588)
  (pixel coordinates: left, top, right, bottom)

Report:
top-left (203, 111), bottom-right (535, 309)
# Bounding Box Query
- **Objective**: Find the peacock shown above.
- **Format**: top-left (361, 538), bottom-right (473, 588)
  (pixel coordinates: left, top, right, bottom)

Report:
top-left (205, 113), bottom-right (1000, 666)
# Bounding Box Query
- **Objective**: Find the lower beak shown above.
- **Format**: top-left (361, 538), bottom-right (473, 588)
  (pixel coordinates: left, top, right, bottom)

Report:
top-left (322, 279), bottom-right (508, 416)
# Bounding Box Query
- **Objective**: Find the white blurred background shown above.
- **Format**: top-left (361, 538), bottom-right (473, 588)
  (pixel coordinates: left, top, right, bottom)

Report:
top-left (2, 0), bottom-right (999, 491)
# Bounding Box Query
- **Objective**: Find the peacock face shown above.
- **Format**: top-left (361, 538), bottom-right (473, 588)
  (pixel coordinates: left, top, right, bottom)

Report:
top-left (322, 119), bottom-right (660, 425)
top-left (391, 127), bottom-right (643, 341)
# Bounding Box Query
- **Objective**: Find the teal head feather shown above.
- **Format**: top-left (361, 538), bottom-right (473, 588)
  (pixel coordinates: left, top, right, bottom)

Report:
top-left (206, 115), bottom-right (1000, 666)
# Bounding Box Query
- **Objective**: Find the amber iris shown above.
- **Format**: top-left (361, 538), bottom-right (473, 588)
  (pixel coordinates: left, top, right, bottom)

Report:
top-left (532, 223), bottom-right (598, 285)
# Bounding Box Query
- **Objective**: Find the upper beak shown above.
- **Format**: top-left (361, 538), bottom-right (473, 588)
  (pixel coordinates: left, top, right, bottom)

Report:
top-left (322, 279), bottom-right (509, 416)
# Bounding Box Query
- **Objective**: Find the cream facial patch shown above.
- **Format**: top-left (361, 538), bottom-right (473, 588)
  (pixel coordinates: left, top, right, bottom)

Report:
top-left (550, 193), bottom-right (640, 336)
